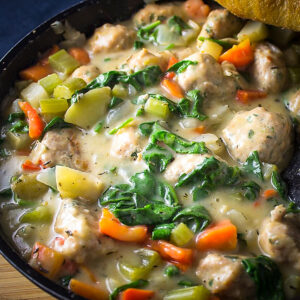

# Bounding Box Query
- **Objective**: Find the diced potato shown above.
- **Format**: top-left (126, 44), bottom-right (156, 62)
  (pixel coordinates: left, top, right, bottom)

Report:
top-left (53, 77), bottom-right (86, 99)
top-left (11, 173), bottom-right (48, 200)
top-left (237, 21), bottom-right (268, 43)
top-left (6, 131), bottom-right (31, 150)
top-left (199, 39), bottom-right (223, 60)
top-left (38, 73), bottom-right (62, 94)
top-left (56, 166), bottom-right (104, 202)
top-left (112, 84), bottom-right (128, 98)
top-left (145, 97), bottom-right (170, 119)
top-left (64, 87), bottom-right (111, 129)
top-left (20, 82), bottom-right (48, 108)
top-left (40, 99), bottom-right (69, 114)
top-left (36, 167), bottom-right (57, 190)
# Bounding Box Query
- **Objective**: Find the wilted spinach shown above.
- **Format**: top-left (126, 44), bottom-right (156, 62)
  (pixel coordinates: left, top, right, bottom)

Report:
top-left (271, 171), bottom-right (287, 200)
top-left (42, 117), bottom-right (72, 136)
top-left (243, 151), bottom-right (263, 181)
top-left (167, 60), bottom-right (198, 73)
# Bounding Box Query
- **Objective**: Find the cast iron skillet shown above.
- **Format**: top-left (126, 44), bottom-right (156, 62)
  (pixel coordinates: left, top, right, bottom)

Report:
top-left (0, 0), bottom-right (299, 299)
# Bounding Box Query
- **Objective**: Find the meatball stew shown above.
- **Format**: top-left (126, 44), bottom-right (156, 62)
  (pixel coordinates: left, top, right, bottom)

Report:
top-left (0, 1), bottom-right (299, 299)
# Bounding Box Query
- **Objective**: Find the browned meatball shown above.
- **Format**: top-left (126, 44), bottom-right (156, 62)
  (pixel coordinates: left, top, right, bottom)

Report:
top-left (250, 42), bottom-right (288, 93)
top-left (222, 107), bottom-right (293, 169)
top-left (259, 205), bottom-right (300, 272)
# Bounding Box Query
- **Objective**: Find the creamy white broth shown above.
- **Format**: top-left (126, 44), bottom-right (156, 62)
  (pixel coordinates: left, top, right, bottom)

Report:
top-left (0, 1), bottom-right (300, 299)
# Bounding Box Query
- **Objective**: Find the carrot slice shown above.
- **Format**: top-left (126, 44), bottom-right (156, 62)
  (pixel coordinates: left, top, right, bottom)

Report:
top-left (219, 39), bottom-right (254, 69)
top-left (165, 56), bottom-right (178, 79)
top-left (193, 125), bottom-right (206, 134)
top-left (99, 208), bottom-right (148, 243)
top-left (18, 101), bottom-right (45, 139)
top-left (262, 189), bottom-right (278, 199)
top-left (19, 64), bottom-right (52, 82)
top-left (121, 288), bottom-right (154, 300)
top-left (69, 279), bottom-right (108, 300)
top-left (22, 160), bottom-right (44, 171)
top-left (39, 44), bottom-right (60, 66)
top-left (236, 89), bottom-right (267, 104)
top-left (69, 47), bottom-right (90, 65)
top-left (184, 0), bottom-right (210, 19)
top-left (161, 78), bottom-right (184, 99)
top-left (196, 219), bottom-right (237, 251)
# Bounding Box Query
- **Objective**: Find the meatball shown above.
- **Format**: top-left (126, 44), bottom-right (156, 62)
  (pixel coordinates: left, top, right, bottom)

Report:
top-left (259, 205), bottom-right (300, 272)
top-left (175, 52), bottom-right (237, 100)
top-left (133, 3), bottom-right (185, 26)
top-left (30, 128), bottom-right (88, 171)
top-left (222, 107), bottom-right (293, 169)
top-left (200, 9), bottom-right (243, 39)
top-left (88, 24), bottom-right (135, 54)
top-left (250, 42), bottom-right (288, 93)
top-left (196, 253), bottom-right (256, 299)
top-left (286, 89), bottom-right (300, 118)
top-left (125, 48), bottom-right (169, 72)
top-left (72, 65), bottom-right (100, 83)
top-left (110, 126), bottom-right (141, 159)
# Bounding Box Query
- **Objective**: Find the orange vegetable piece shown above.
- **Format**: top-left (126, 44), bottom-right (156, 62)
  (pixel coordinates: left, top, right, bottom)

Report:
top-left (184, 0), bottom-right (210, 19)
top-left (18, 101), bottom-right (45, 139)
top-left (121, 288), bottom-right (155, 300)
top-left (236, 89), bottom-right (267, 104)
top-left (30, 242), bottom-right (64, 279)
top-left (79, 264), bottom-right (98, 283)
top-left (193, 125), bottom-right (206, 134)
top-left (161, 78), bottom-right (184, 99)
top-left (69, 47), bottom-right (90, 65)
top-left (69, 279), bottom-right (108, 300)
top-left (165, 56), bottom-right (178, 79)
top-left (99, 208), bottom-right (148, 243)
top-left (219, 39), bottom-right (254, 69)
top-left (262, 189), bottom-right (278, 199)
top-left (39, 44), bottom-right (60, 66)
top-left (22, 159), bottom-right (46, 171)
top-left (19, 64), bottom-right (52, 82)
top-left (196, 219), bottom-right (237, 251)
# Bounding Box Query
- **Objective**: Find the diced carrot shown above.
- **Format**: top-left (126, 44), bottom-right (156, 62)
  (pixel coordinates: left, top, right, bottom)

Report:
top-left (22, 160), bottom-right (43, 171)
top-left (167, 260), bottom-right (189, 272)
top-left (121, 288), bottom-right (155, 300)
top-left (69, 279), bottom-right (108, 300)
top-left (18, 101), bottom-right (45, 139)
top-left (161, 78), bottom-right (184, 99)
top-left (19, 64), bottom-right (52, 82)
top-left (219, 39), bottom-right (254, 69)
top-left (69, 47), bottom-right (90, 65)
top-left (184, 0), bottom-right (210, 19)
top-left (196, 219), bottom-right (237, 251)
top-left (30, 242), bottom-right (64, 279)
top-left (147, 239), bottom-right (193, 265)
top-left (165, 56), bottom-right (178, 79)
top-left (79, 264), bottom-right (98, 283)
top-left (236, 89), bottom-right (267, 104)
top-left (193, 125), bottom-right (205, 134)
top-left (39, 44), bottom-right (60, 66)
top-left (99, 208), bottom-right (148, 243)
top-left (262, 189), bottom-right (278, 199)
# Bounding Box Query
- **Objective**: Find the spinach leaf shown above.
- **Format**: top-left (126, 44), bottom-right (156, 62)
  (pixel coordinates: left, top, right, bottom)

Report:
top-left (108, 96), bottom-right (124, 109)
top-left (271, 171), bottom-right (287, 200)
top-left (134, 40), bottom-right (144, 50)
top-left (242, 255), bottom-right (285, 300)
top-left (198, 36), bottom-right (233, 48)
top-left (241, 181), bottom-right (261, 201)
top-left (109, 279), bottom-right (149, 300)
top-left (286, 202), bottom-right (300, 213)
top-left (167, 16), bottom-right (190, 35)
top-left (0, 188), bottom-right (12, 197)
top-left (167, 60), bottom-right (198, 73)
top-left (139, 121), bottom-right (155, 136)
top-left (7, 112), bottom-right (25, 123)
top-left (42, 117), bottom-right (72, 136)
top-left (172, 205), bottom-right (211, 232)
top-left (137, 20), bottom-right (161, 43)
top-left (9, 120), bottom-right (28, 134)
top-left (243, 151), bottom-right (263, 181)
top-left (152, 223), bottom-right (175, 240)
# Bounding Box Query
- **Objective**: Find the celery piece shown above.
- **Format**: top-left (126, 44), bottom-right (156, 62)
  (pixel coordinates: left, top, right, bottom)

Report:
top-left (199, 39), bottom-right (223, 60)
top-left (20, 206), bottom-right (52, 223)
top-left (40, 99), bottom-right (69, 114)
top-left (53, 77), bottom-right (86, 99)
top-left (6, 131), bottom-right (31, 150)
top-left (144, 97), bottom-right (170, 119)
top-left (109, 117), bottom-right (134, 135)
top-left (20, 82), bottom-right (48, 108)
top-left (170, 223), bottom-right (194, 247)
top-left (64, 87), bottom-right (111, 129)
top-left (38, 73), bottom-right (62, 94)
top-left (36, 167), bottom-right (57, 190)
top-left (112, 84), bottom-right (128, 98)
top-left (94, 121), bottom-right (104, 133)
top-left (237, 21), bottom-right (268, 43)
top-left (288, 67), bottom-right (300, 84)
top-left (163, 286), bottom-right (210, 300)
top-left (49, 49), bottom-right (79, 75)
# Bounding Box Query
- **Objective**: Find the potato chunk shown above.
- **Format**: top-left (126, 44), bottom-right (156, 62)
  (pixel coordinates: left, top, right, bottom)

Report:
top-left (56, 166), bottom-right (103, 202)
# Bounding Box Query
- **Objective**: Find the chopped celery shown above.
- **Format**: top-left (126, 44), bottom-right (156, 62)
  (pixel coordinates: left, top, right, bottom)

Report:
top-left (20, 205), bottom-right (52, 223)
top-left (49, 49), bottom-right (79, 75)
top-left (199, 39), bottom-right (223, 60)
top-left (237, 21), bottom-right (268, 43)
top-left (20, 82), bottom-right (48, 108)
top-left (288, 67), bottom-right (300, 84)
top-left (53, 77), bottom-right (86, 99)
top-left (170, 223), bottom-right (194, 247)
top-left (6, 131), bottom-right (31, 150)
top-left (119, 248), bottom-right (161, 281)
top-left (40, 99), bottom-right (69, 114)
top-left (112, 84), bottom-right (128, 98)
top-left (163, 286), bottom-right (210, 300)
top-left (94, 121), bottom-right (104, 133)
top-left (144, 97), bottom-right (170, 119)
top-left (38, 73), bottom-right (62, 94)
top-left (108, 117), bottom-right (134, 135)
top-left (64, 87), bottom-right (111, 129)
top-left (36, 167), bottom-right (57, 190)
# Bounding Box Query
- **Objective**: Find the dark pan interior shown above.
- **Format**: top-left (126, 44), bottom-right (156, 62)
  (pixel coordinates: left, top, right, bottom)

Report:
top-left (0, 0), bottom-right (299, 299)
